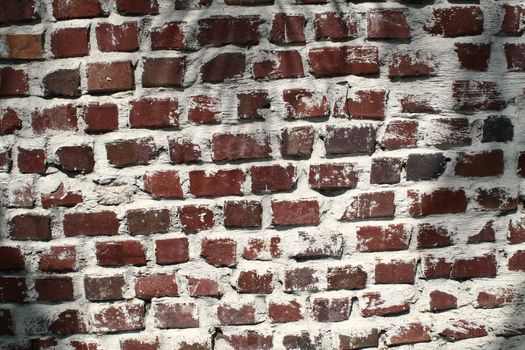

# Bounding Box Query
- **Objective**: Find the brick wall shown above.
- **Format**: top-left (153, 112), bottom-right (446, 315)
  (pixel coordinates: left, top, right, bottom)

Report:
top-left (1, 0), bottom-right (525, 349)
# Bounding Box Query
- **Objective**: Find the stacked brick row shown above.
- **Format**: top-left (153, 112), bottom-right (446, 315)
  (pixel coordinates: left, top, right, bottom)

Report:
top-left (1, 0), bottom-right (525, 349)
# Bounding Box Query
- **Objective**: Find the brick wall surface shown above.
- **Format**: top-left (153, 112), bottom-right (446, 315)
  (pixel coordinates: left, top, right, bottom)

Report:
top-left (0, 0), bottom-right (525, 349)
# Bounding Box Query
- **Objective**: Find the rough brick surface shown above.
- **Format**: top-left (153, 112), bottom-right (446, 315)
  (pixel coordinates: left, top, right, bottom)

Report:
top-left (0, 2), bottom-right (523, 348)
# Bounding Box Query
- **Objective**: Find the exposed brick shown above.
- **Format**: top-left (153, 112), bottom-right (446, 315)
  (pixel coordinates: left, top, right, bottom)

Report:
top-left (283, 89), bottom-right (329, 120)
top-left (308, 46), bottom-right (379, 78)
top-left (314, 12), bottom-right (357, 41)
top-left (253, 50), bottom-right (304, 80)
top-left (325, 125), bottom-right (376, 155)
top-left (155, 301), bottom-right (198, 329)
top-left (0, 67), bottom-right (29, 96)
top-left (387, 323), bottom-right (431, 346)
top-left (64, 211), bottom-right (119, 237)
top-left (96, 22), bottom-right (139, 52)
top-left (270, 14), bottom-right (305, 44)
top-left (455, 43), bottom-right (490, 71)
top-left (0, 247), bottom-right (24, 271)
top-left (223, 331), bottom-right (272, 350)
top-left (0, 277), bottom-right (27, 302)
top-left (55, 145), bottom-right (94, 174)
top-left (201, 53), bottom-right (245, 83)
top-left (440, 321), bottom-right (487, 341)
top-left (39, 246), bottom-right (76, 272)
top-left (0, 108), bottom-right (21, 135)
top-left (312, 297), bottom-right (350, 322)
top-left (0, 0), bottom-right (36, 24)
top-left (218, 303), bottom-right (258, 325)
top-left (389, 51), bottom-right (436, 78)
top-left (121, 339), bottom-right (158, 350)
top-left (406, 153), bottom-right (446, 181)
top-left (341, 191), bottom-right (395, 221)
top-left (375, 259), bottom-right (416, 284)
top-left (361, 291), bottom-right (410, 317)
top-left (251, 164), bottom-right (296, 193)
top-left (83, 103), bottom-right (119, 133)
top-left (0, 309), bottom-right (14, 335)
top-left (400, 95), bottom-right (434, 113)
top-left (453, 80), bottom-right (506, 111)
top-left (370, 157), bottom-right (402, 184)
top-left (423, 255), bottom-right (452, 279)
top-left (509, 250), bottom-right (525, 271)
top-left (169, 138), bottom-right (201, 164)
top-left (189, 169), bottom-right (245, 197)
top-left (450, 254), bottom-right (497, 279)
top-left (32, 104), bottom-right (77, 134)
top-left (282, 332), bottom-right (319, 350)
top-left (284, 267), bottom-right (318, 292)
top-left (243, 237), bottom-right (282, 261)
top-left (84, 275), bottom-right (125, 301)
top-left (335, 90), bottom-right (387, 120)
top-left (281, 126), bottom-right (314, 158)
top-left (87, 61), bottom-right (134, 94)
top-left (468, 220), bottom-right (495, 244)
top-left (91, 302), bottom-right (145, 333)
top-left (178, 205), bottom-right (214, 233)
top-left (142, 57), bottom-right (185, 88)
top-left (151, 22), bottom-right (185, 50)
top-left (135, 274), bottom-right (178, 299)
top-left (368, 9), bottom-right (410, 39)
top-left (455, 150), bottom-right (504, 177)
top-left (35, 276), bottom-right (74, 301)
top-left (188, 277), bottom-right (220, 297)
top-left (96, 241), bottom-right (146, 267)
top-left (52, 0), bottom-right (104, 19)
top-left (327, 265), bottom-right (367, 290)
top-left (43, 69), bottom-right (81, 98)
top-left (272, 199), bottom-right (320, 226)
top-left (116, 0), bottom-right (158, 15)
top-left (425, 6), bottom-right (484, 37)
top-left (309, 163), bottom-right (358, 190)
top-left (1, 34), bottom-right (43, 60)
top-left (292, 232), bottom-right (343, 260)
top-left (9, 213), bottom-right (51, 241)
top-left (127, 208), bottom-right (170, 235)
top-left (357, 224), bottom-right (409, 252)
top-left (106, 137), bottom-right (157, 168)
top-left (381, 120), bottom-right (418, 149)
top-left (500, 5), bottom-right (525, 35)
top-left (237, 90), bottom-right (270, 120)
top-left (197, 16), bottom-right (259, 46)
top-left (430, 290), bottom-right (457, 312)
top-left (224, 200), bottom-right (262, 228)
top-left (268, 300), bottom-right (302, 322)
top-left (155, 238), bottom-right (189, 265)
top-left (17, 148), bottom-right (45, 174)
top-left (408, 188), bottom-right (468, 217)
top-left (505, 43), bottom-right (525, 70)
top-left (237, 270), bottom-right (273, 294)
top-left (188, 95), bottom-right (220, 124)
top-left (201, 238), bottom-right (236, 266)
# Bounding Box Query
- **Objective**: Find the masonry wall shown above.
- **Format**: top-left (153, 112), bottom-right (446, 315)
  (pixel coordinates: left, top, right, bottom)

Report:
top-left (0, 0), bottom-right (525, 349)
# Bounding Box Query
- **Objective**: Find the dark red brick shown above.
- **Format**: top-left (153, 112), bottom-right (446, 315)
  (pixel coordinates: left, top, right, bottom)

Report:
top-left (312, 297), bottom-right (350, 322)
top-left (0, 247), bottom-right (24, 270)
top-left (0, 108), bottom-right (21, 135)
top-left (0, 277), bottom-right (27, 302)
top-left (425, 6), bottom-right (484, 37)
top-left (83, 103), bottom-right (119, 133)
top-left (314, 12), bottom-right (357, 41)
top-left (52, 0), bottom-right (104, 19)
top-left (155, 238), bottom-right (189, 265)
top-left (430, 290), bottom-right (457, 312)
top-left (284, 267), bottom-right (318, 292)
top-left (87, 61), bottom-right (134, 94)
top-left (281, 126), bottom-right (314, 158)
top-left (450, 254), bottom-right (497, 279)
top-left (9, 214), bottom-right (51, 241)
top-left (55, 145), bottom-right (94, 173)
top-left (224, 200), bottom-right (262, 228)
top-left (17, 148), bottom-right (45, 174)
top-left (35, 276), bottom-right (74, 301)
top-left (127, 208), bottom-right (170, 235)
top-left (389, 51), bottom-right (436, 78)
top-left (178, 205), bottom-right (214, 233)
top-left (96, 22), bottom-right (139, 52)
top-left (135, 273), bottom-right (178, 299)
top-left (0, 67), bottom-right (29, 96)
top-left (272, 199), bottom-right (320, 226)
top-left (116, 0), bottom-right (158, 15)
top-left (251, 164), bottom-right (296, 193)
top-left (91, 302), bottom-right (145, 333)
top-left (63, 211), bottom-right (119, 237)
top-left (142, 57), bottom-right (184, 87)
top-left (201, 238), bottom-right (237, 266)
top-left (237, 90), bottom-right (270, 120)
top-left (325, 125), bottom-right (376, 155)
top-left (96, 241), bottom-right (146, 267)
top-left (370, 157), bottom-right (402, 184)
top-left (197, 16), bottom-right (259, 46)
top-left (84, 275), bottom-right (125, 301)
top-left (106, 137), bottom-right (157, 168)
top-left (342, 191), bottom-right (395, 221)
top-left (39, 246), bottom-right (76, 272)
top-left (32, 104), bottom-right (77, 134)
top-left (201, 53), bottom-right (245, 83)
top-left (455, 150), bottom-right (504, 177)
top-left (253, 50), bottom-right (304, 80)
top-left (357, 224), bottom-right (409, 252)
top-left (408, 188), bottom-right (468, 217)
top-left (237, 270), bottom-right (273, 294)
top-left (308, 46), bottom-right (379, 78)
top-left (327, 264), bottom-right (367, 290)
top-left (151, 22), bottom-right (185, 50)
top-left (270, 13), bottom-right (305, 44)
top-left (500, 5), bottom-right (525, 35)
top-left (189, 169), bottom-right (245, 197)
top-left (375, 259), bottom-right (416, 284)
top-left (268, 300), bottom-right (302, 322)
top-left (368, 9), bottom-right (410, 39)
top-left (381, 120), bottom-right (418, 149)
top-left (453, 80), bottom-right (506, 111)
top-left (283, 89), bottom-right (329, 120)
top-left (155, 302), bottom-right (199, 329)
top-left (169, 138), bottom-right (201, 164)
top-left (188, 95), bottom-right (220, 124)
top-left (387, 323), bottom-right (431, 346)
top-left (455, 43), bottom-right (491, 71)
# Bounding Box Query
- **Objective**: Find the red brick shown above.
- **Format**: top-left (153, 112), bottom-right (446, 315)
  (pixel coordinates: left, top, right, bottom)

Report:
top-left (508, 218), bottom-right (525, 244)
top-left (440, 321), bottom-right (487, 341)
top-left (188, 95), bottom-right (220, 124)
top-left (189, 169), bottom-right (245, 197)
top-left (455, 150), bottom-right (504, 177)
top-left (224, 200), bottom-right (262, 228)
top-left (201, 238), bottom-right (237, 266)
top-left (430, 290), bottom-right (457, 312)
top-left (52, 0), bottom-right (104, 19)
top-left (335, 89), bottom-right (387, 120)
top-left (83, 103), bottom-right (119, 133)
top-left (283, 89), bottom-right (329, 120)
top-left (188, 277), bottom-right (220, 297)
top-left (361, 292), bottom-right (410, 317)
top-left (292, 232), bottom-right (343, 260)
top-left (96, 22), bottom-right (138, 52)
top-left (151, 22), bottom-right (185, 50)
top-left (87, 61), bottom-right (134, 94)
top-left (9, 213), bottom-right (51, 241)
top-left (2, 34), bottom-right (43, 59)
top-left (357, 224), bottom-right (409, 252)
top-left (39, 246), bottom-right (76, 272)
top-left (370, 157), bottom-right (401, 184)
top-left (308, 46), bottom-right (379, 78)
top-left (218, 303), bottom-right (257, 325)
top-left (281, 126), bottom-right (314, 157)
top-left (130, 98), bottom-right (178, 129)
top-left (169, 138), bottom-right (201, 164)
top-left (453, 80), bottom-right (506, 111)
top-left (63, 211), bottom-right (119, 236)
top-left (201, 52), bottom-right (245, 83)
top-left (237, 90), bottom-right (270, 120)
top-left (17, 148), bottom-right (45, 174)
top-left (474, 187), bottom-right (517, 212)
top-left (270, 14), bottom-right (305, 44)
top-left (325, 125), bottom-right (376, 155)
top-left (197, 16), bottom-right (259, 46)
top-left (178, 205), bottom-right (214, 233)
top-left (417, 223), bottom-right (454, 249)
top-left (0, 277), bottom-right (27, 302)
top-left (0, 67), bottom-right (29, 96)
top-left (509, 250), bottom-right (525, 271)
top-left (155, 302), bottom-right (199, 329)
top-left (84, 275), bottom-right (125, 301)
top-left (309, 163), bottom-right (358, 190)
top-left (55, 145), bottom-right (94, 173)
top-left (312, 297), bottom-right (350, 322)
top-left (0, 108), bottom-right (21, 135)
top-left (422, 255), bottom-right (452, 279)
top-left (327, 265), bottom-right (367, 290)
top-left (387, 323), bottom-right (431, 346)
top-left (32, 104), bottom-right (77, 134)
top-left (505, 43), bottom-right (525, 70)
top-left (91, 302), bottom-right (145, 333)
top-left (96, 241), bottom-right (146, 267)
top-left (400, 95), bottom-right (434, 113)
top-left (314, 12), bottom-right (357, 41)
top-left (425, 6), bottom-right (484, 37)
top-left (253, 50), bottom-right (304, 80)
top-left (127, 208), bottom-right (170, 235)
top-left (135, 273), bottom-right (178, 299)
top-left (342, 191), bottom-right (395, 221)
top-left (368, 9), bottom-right (410, 39)
top-left (268, 300), bottom-right (302, 323)
top-left (455, 43), bottom-right (490, 71)
top-left (0, 309), bottom-right (14, 335)
top-left (106, 137), bottom-right (157, 168)
top-left (0, 0), bottom-right (36, 24)
top-left (284, 267), bottom-right (318, 292)
top-left (477, 288), bottom-right (516, 308)
top-left (116, 0), bottom-right (158, 15)
top-left (381, 120), bottom-right (418, 149)
top-left (237, 270), bottom-right (273, 294)
top-left (243, 237), bottom-right (282, 260)
top-left (251, 164), bottom-right (296, 193)
top-left (375, 259), bottom-right (416, 284)
top-left (408, 188), bottom-right (468, 217)
top-left (500, 5), bottom-right (525, 35)
top-left (43, 69), bottom-right (80, 97)
top-left (155, 238), bottom-right (189, 265)
top-left (0, 247), bottom-right (24, 270)
top-left (450, 254), bottom-right (497, 279)
top-left (468, 220), bottom-right (495, 244)
top-left (272, 199), bottom-right (319, 226)
top-left (121, 339), bottom-right (158, 350)
top-left (339, 329), bottom-right (380, 350)
top-left (389, 51), bottom-right (436, 78)
top-left (142, 57), bottom-right (185, 87)
top-left (35, 276), bottom-right (74, 301)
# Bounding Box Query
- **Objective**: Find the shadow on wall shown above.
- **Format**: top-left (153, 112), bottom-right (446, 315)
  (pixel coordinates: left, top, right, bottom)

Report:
top-left (0, 0), bottom-right (525, 349)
